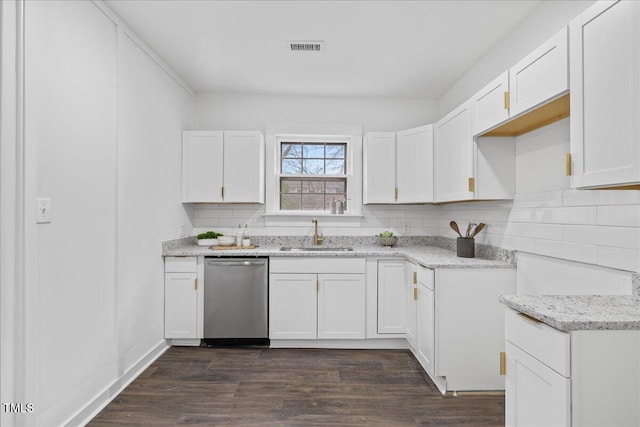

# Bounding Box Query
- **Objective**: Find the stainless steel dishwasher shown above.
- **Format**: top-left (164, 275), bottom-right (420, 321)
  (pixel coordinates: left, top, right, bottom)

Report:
top-left (203, 257), bottom-right (268, 346)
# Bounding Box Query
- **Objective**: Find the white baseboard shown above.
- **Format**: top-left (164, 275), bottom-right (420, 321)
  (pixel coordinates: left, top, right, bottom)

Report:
top-left (270, 338), bottom-right (409, 349)
top-left (65, 340), bottom-right (169, 427)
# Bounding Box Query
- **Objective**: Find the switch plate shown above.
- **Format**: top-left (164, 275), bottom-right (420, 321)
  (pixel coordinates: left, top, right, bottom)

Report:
top-left (36, 198), bottom-right (51, 223)
top-left (403, 223), bottom-right (410, 234)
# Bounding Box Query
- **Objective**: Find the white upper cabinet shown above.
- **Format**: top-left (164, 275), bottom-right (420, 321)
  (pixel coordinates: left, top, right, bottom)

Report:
top-left (182, 130), bottom-right (265, 203)
top-left (570, 0), bottom-right (640, 189)
top-left (182, 131), bottom-right (224, 203)
top-left (222, 131), bottom-right (265, 203)
top-left (434, 102), bottom-right (475, 202)
top-left (472, 27), bottom-right (569, 137)
top-left (363, 132), bottom-right (396, 203)
top-left (363, 126), bottom-right (433, 204)
top-left (472, 71), bottom-right (510, 136)
top-left (396, 125), bottom-right (434, 203)
top-left (509, 27), bottom-right (568, 117)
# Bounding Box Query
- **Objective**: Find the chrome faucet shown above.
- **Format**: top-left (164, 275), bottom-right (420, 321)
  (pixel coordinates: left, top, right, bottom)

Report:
top-left (311, 218), bottom-right (324, 245)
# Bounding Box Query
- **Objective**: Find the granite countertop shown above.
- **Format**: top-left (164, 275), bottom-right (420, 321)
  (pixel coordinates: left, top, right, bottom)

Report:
top-left (500, 294), bottom-right (640, 331)
top-left (162, 240), bottom-right (515, 269)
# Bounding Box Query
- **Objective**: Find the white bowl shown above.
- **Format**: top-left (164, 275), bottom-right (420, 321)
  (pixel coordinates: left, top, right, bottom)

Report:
top-left (217, 236), bottom-right (236, 246)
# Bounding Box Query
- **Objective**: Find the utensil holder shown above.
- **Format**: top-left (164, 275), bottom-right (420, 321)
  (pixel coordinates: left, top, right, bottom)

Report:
top-left (456, 237), bottom-right (475, 258)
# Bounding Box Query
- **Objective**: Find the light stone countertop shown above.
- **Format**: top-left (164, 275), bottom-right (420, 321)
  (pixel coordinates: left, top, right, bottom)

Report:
top-left (500, 294), bottom-right (640, 331)
top-left (162, 241), bottom-right (515, 269)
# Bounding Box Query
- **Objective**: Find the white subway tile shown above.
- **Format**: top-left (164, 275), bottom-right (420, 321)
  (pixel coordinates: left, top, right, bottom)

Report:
top-left (508, 208), bottom-right (536, 223)
top-left (564, 225), bottom-right (640, 250)
top-left (534, 239), bottom-right (597, 264)
top-left (534, 206), bottom-right (597, 225)
top-left (597, 247), bottom-right (640, 272)
top-left (597, 205), bottom-right (640, 227)
top-left (562, 190), bottom-right (601, 207)
top-left (513, 191), bottom-right (563, 208)
top-left (598, 191), bottom-right (640, 206)
top-left (506, 222), bottom-right (564, 240)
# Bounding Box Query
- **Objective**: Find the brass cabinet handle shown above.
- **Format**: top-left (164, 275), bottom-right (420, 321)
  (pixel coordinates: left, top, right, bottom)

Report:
top-left (221, 186), bottom-right (225, 198)
top-left (317, 279), bottom-right (320, 292)
top-left (413, 271), bottom-right (417, 284)
top-left (565, 153), bottom-right (572, 176)
top-left (194, 278), bottom-right (198, 290)
top-left (413, 287), bottom-right (418, 301)
top-left (504, 92), bottom-right (510, 110)
top-left (395, 187), bottom-right (398, 200)
top-left (468, 177), bottom-right (475, 192)
top-left (500, 352), bottom-right (506, 375)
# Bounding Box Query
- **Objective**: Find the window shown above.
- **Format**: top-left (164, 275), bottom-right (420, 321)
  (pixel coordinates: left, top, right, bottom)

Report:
top-left (279, 141), bottom-right (347, 211)
top-left (264, 122), bottom-right (363, 219)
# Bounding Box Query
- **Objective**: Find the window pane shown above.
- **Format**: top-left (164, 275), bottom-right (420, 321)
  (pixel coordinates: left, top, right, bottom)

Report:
top-left (326, 144), bottom-right (345, 159)
top-left (302, 194), bottom-right (325, 210)
top-left (281, 178), bottom-right (302, 193)
top-left (282, 158), bottom-right (302, 174)
top-left (303, 144), bottom-right (324, 158)
top-left (303, 159), bottom-right (324, 175)
top-left (325, 159), bottom-right (345, 175)
top-left (281, 143), bottom-right (301, 158)
top-left (280, 193), bottom-right (301, 210)
top-left (302, 180), bottom-right (325, 194)
top-left (325, 180), bottom-right (346, 194)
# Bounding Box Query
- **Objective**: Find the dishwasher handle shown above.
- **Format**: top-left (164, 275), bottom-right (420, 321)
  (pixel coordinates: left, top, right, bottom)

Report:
top-left (206, 260), bottom-right (266, 267)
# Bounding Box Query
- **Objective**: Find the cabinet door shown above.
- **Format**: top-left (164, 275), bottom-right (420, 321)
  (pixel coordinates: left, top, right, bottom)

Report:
top-left (318, 274), bottom-right (365, 339)
top-left (269, 274), bottom-right (317, 339)
top-left (182, 131), bottom-right (224, 202)
top-left (396, 125), bottom-right (434, 203)
top-left (377, 260), bottom-right (406, 334)
top-left (472, 71), bottom-right (510, 136)
top-left (405, 262), bottom-right (417, 348)
top-left (416, 283), bottom-right (435, 376)
top-left (505, 342), bottom-right (570, 427)
top-left (570, 0), bottom-right (640, 188)
top-left (164, 272), bottom-right (198, 338)
top-left (434, 102), bottom-right (474, 202)
top-left (509, 27), bottom-right (568, 117)
top-left (363, 133), bottom-right (396, 204)
top-left (223, 131), bottom-right (265, 203)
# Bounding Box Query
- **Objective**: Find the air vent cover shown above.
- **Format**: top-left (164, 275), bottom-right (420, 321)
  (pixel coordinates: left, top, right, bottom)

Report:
top-left (287, 40), bottom-right (325, 53)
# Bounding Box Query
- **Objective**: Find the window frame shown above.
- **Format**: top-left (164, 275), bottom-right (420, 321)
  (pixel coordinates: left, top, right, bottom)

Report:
top-left (264, 123), bottom-right (363, 219)
top-left (277, 138), bottom-right (349, 213)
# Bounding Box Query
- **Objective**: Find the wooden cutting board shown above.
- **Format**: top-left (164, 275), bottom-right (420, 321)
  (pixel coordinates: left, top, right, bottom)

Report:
top-left (208, 245), bottom-right (256, 250)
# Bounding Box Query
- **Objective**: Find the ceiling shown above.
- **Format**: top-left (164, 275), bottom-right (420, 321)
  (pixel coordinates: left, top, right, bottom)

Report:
top-left (106, 0), bottom-right (542, 99)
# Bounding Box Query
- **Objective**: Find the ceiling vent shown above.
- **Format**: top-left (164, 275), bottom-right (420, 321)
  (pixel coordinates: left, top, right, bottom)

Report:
top-left (287, 40), bottom-right (325, 53)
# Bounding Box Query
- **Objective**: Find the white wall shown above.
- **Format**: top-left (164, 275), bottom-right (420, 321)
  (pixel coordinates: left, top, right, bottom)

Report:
top-left (19, 2), bottom-right (193, 426)
top-left (437, 0), bottom-right (595, 118)
top-left (194, 92), bottom-right (436, 132)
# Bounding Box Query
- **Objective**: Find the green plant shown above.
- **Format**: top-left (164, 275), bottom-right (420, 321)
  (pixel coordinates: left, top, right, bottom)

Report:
top-left (378, 231), bottom-right (394, 238)
top-left (197, 231), bottom-right (222, 240)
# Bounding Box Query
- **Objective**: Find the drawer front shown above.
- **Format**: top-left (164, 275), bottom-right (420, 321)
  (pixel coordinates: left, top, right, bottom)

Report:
top-left (505, 308), bottom-right (570, 377)
top-left (165, 256), bottom-right (197, 273)
top-left (416, 264), bottom-right (434, 290)
top-left (270, 257), bottom-right (365, 274)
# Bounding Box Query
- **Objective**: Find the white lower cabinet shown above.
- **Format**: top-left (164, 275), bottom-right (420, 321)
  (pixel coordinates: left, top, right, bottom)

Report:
top-left (416, 282), bottom-right (435, 376)
top-left (505, 307), bottom-right (640, 427)
top-left (164, 256), bottom-right (202, 340)
top-left (405, 262), bottom-right (418, 347)
top-left (408, 267), bottom-right (515, 392)
top-left (376, 260), bottom-right (406, 334)
top-left (269, 257), bottom-right (365, 340)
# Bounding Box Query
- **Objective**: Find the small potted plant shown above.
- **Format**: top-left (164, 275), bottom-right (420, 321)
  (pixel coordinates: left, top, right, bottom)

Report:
top-left (197, 231), bottom-right (222, 246)
top-left (378, 231), bottom-right (398, 247)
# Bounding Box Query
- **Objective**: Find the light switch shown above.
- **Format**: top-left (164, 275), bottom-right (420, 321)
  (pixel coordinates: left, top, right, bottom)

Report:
top-left (36, 198), bottom-right (51, 223)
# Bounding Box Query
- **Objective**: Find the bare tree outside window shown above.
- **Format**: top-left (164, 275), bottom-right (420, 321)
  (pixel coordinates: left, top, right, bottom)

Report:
top-left (280, 142), bottom-right (347, 211)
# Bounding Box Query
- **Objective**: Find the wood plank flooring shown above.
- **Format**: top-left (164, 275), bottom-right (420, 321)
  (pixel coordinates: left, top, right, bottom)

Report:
top-left (89, 347), bottom-right (505, 426)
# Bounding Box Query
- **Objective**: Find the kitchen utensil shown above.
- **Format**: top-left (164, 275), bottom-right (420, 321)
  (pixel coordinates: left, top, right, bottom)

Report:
top-left (465, 222), bottom-right (477, 238)
top-left (470, 223), bottom-right (486, 238)
top-left (449, 221), bottom-right (462, 237)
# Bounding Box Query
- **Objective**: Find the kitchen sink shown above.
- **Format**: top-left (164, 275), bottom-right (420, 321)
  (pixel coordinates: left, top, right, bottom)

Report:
top-left (280, 246), bottom-right (354, 252)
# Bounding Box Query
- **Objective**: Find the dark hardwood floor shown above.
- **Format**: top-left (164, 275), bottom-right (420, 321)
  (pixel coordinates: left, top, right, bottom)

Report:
top-left (89, 347), bottom-right (505, 426)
